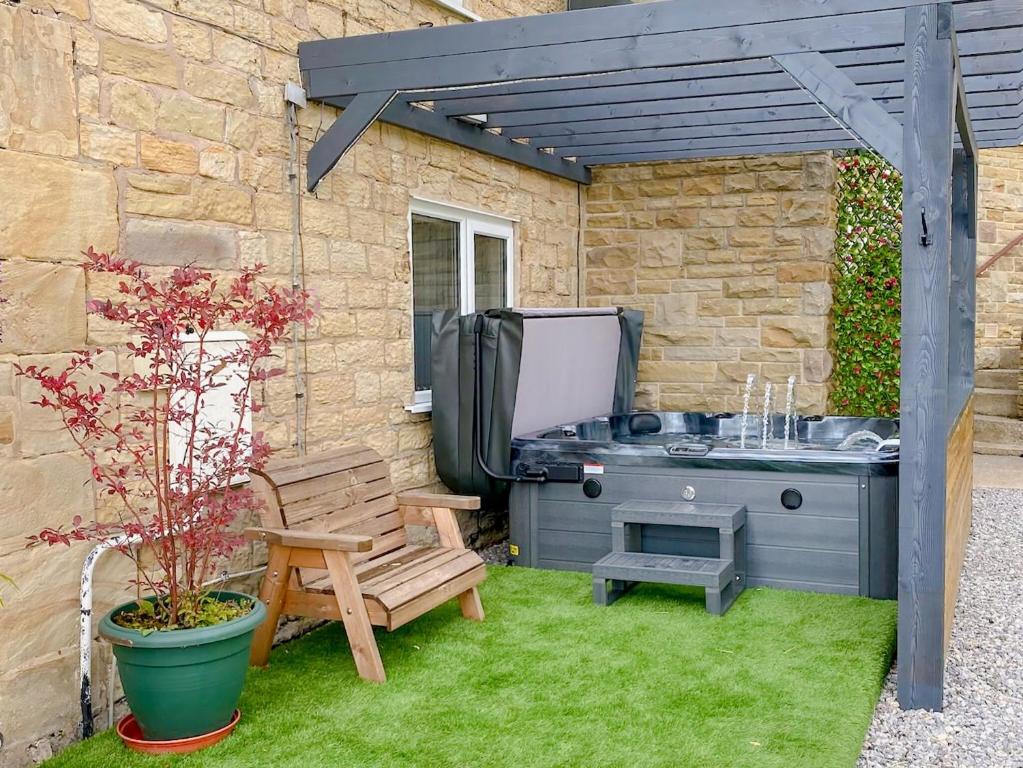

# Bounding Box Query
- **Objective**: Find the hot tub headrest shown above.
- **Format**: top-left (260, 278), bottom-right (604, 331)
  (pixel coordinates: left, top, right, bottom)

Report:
top-left (628, 412), bottom-right (662, 435)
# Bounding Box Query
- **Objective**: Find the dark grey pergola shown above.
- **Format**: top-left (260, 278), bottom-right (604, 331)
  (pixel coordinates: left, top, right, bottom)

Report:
top-left (296, 0), bottom-right (1023, 710)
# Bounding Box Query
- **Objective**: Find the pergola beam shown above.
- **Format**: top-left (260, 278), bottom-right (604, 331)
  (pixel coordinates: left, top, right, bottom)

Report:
top-left (300, 1), bottom-right (1020, 97)
top-left (569, 128), bottom-right (858, 162)
top-left (299, 0), bottom-right (1010, 71)
top-left (773, 52), bottom-right (904, 170)
top-left (497, 96), bottom-right (1019, 139)
top-left (417, 30), bottom-right (1020, 109)
top-left (303, 12), bottom-right (913, 97)
top-left (898, 2), bottom-right (956, 712)
top-left (571, 140), bottom-right (862, 166)
top-left (482, 74), bottom-right (1023, 129)
top-left (428, 50), bottom-right (1020, 118)
top-left (542, 116), bottom-right (851, 151)
top-left (435, 67), bottom-right (894, 118)
top-left (536, 114), bottom-right (1020, 151)
top-left (953, 37), bottom-right (979, 158)
top-left (485, 88), bottom-right (901, 129)
top-left (321, 98), bottom-right (591, 184)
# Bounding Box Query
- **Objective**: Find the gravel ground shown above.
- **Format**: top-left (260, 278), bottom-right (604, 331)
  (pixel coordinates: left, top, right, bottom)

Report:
top-left (479, 540), bottom-right (511, 565)
top-left (859, 488), bottom-right (1023, 768)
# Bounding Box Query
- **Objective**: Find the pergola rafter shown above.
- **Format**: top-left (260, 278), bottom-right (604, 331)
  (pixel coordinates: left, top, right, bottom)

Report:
top-left (298, 0), bottom-right (1021, 711)
top-left (423, 55), bottom-right (1020, 120)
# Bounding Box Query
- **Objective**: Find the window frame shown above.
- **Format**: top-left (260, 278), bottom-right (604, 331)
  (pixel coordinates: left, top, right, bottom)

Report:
top-left (407, 197), bottom-right (516, 412)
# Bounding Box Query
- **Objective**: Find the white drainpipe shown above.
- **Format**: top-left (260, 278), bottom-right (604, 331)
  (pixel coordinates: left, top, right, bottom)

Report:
top-left (78, 535), bottom-right (134, 738)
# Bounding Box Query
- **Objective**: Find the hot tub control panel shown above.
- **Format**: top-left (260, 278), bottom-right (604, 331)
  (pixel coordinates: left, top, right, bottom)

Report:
top-left (514, 461), bottom-right (584, 483)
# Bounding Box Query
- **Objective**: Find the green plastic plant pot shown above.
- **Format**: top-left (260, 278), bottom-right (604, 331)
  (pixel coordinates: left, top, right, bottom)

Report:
top-left (98, 591), bottom-right (267, 742)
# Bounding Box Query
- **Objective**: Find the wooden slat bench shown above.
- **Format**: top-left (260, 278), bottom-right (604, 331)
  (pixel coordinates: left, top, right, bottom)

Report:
top-left (245, 446), bottom-right (486, 682)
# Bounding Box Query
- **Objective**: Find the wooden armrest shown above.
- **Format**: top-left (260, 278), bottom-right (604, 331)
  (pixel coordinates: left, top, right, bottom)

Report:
top-left (244, 527), bottom-right (373, 553)
top-left (396, 492), bottom-right (480, 510)
top-left (395, 505), bottom-right (468, 550)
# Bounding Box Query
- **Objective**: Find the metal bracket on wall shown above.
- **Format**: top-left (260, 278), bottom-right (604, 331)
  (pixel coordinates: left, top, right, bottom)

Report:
top-left (285, 82), bottom-right (308, 108)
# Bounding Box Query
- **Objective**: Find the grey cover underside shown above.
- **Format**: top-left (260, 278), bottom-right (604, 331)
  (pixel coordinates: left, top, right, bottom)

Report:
top-left (511, 314), bottom-right (622, 437)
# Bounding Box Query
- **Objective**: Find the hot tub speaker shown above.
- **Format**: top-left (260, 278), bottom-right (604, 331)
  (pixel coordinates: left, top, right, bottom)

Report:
top-left (781, 488), bottom-right (803, 510)
top-left (582, 478), bottom-right (602, 498)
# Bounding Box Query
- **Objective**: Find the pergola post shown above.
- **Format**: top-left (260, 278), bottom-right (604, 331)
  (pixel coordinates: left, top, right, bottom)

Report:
top-left (897, 2), bottom-right (956, 711)
top-left (950, 149), bottom-right (977, 417)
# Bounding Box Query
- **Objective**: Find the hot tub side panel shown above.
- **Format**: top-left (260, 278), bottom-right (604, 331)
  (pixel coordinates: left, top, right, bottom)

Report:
top-left (509, 465), bottom-right (897, 598)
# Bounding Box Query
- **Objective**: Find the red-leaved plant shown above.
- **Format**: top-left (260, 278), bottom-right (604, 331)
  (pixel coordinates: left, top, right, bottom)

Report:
top-left (17, 249), bottom-right (312, 629)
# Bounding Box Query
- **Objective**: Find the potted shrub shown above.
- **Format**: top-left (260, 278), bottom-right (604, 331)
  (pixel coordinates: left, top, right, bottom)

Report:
top-left (19, 249), bottom-right (311, 745)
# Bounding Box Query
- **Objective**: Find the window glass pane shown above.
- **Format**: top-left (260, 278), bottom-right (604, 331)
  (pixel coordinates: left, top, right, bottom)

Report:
top-left (411, 214), bottom-right (459, 391)
top-left (474, 233), bottom-right (507, 310)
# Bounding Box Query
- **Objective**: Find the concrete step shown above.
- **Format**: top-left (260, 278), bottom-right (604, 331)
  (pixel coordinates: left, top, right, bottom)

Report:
top-left (974, 415), bottom-right (1023, 455)
top-left (974, 441), bottom-right (1023, 457)
top-left (975, 387), bottom-right (1020, 418)
top-left (975, 368), bottom-right (1019, 390)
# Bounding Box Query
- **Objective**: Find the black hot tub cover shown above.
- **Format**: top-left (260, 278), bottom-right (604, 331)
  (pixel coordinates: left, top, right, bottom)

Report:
top-left (431, 307), bottom-right (644, 504)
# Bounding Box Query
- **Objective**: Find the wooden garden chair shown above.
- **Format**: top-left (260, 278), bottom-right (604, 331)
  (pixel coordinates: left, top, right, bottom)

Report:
top-left (245, 446), bottom-right (486, 682)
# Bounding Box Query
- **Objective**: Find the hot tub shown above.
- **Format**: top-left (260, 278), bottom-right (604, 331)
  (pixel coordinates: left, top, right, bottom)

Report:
top-left (508, 411), bottom-right (899, 598)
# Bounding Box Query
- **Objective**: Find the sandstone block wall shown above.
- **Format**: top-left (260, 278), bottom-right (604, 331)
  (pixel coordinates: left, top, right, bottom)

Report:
top-left (0, 0), bottom-right (576, 763)
top-left (582, 154), bottom-right (838, 414)
top-left (1, 0), bottom-right (1021, 761)
top-left (975, 147), bottom-right (1023, 372)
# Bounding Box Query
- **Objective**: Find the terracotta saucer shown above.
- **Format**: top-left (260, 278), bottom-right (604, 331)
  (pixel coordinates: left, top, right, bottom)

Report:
top-left (116, 710), bottom-right (241, 755)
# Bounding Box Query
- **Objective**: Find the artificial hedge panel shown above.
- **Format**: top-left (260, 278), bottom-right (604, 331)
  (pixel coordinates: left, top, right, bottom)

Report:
top-left (830, 151), bottom-right (903, 417)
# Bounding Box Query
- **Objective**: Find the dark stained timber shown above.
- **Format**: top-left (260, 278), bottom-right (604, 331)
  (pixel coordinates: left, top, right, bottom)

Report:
top-left (571, 141), bottom-right (861, 166)
top-left (430, 49), bottom-right (1020, 119)
top-left (898, 3), bottom-right (956, 713)
top-left (949, 149), bottom-right (977, 418)
top-left (419, 32), bottom-right (1021, 111)
top-left (569, 129), bottom-right (860, 162)
top-left (326, 99), bottom-right (591, 184)
top-left (299, 0), bottom-right (1017, 70)
top-left (306, 90), bottom-right (395, 191)
top-left (303, 13), bottom-right (912, 96)
top-left (773, 52), bottom-right (904, 170)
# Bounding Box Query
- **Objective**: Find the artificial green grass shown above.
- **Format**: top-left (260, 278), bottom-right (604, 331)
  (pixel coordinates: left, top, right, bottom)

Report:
top-left (46, 567), bottom-right (896, 768)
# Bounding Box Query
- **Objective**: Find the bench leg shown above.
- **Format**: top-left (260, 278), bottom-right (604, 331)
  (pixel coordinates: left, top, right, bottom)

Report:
top-left (324, 550), bottom-right (386, 683)
top-left (459, 587), bottom-right (485, 621)
top-left (250, 545), bottom-right (292, 667)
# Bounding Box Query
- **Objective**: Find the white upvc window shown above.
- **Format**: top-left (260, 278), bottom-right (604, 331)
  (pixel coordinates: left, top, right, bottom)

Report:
top-left (425, 0), bottom-right (482, 21)
top-left (407, 198), bottom-right (515, 412)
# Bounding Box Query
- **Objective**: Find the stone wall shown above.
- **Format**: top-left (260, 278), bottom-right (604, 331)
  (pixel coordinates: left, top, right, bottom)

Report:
top-left (976, 147), bottom-right (1023, 371)
top-left (0, 0), bottom-right (576, 764)
top-left (582, 153), bottom-right (837, 414)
